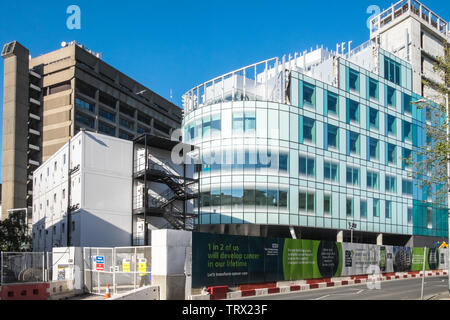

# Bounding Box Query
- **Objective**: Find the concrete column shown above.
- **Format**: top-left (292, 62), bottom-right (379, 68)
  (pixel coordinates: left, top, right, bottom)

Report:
top-left (337, 230), bottom-right (344, 243)
top-left (151, 229), bottom-right (192, 300)
top-left (377, 233), bottom-right (383, 245)
top-left (1, 41), bottom-right (30, 220)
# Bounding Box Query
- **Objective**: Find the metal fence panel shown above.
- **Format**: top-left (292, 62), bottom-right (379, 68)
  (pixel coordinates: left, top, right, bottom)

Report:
top-left (0, 252), bottom-right (48, 285)
top-left (83, 246), bottom-right (151, 296)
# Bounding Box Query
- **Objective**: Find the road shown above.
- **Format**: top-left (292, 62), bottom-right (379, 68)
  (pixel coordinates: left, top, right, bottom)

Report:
top-left (240, 276), bottom-right (449, 300)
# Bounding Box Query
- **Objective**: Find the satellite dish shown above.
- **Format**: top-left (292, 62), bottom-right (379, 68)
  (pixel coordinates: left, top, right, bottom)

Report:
top-left (61, 41), bottom-right (67, 48)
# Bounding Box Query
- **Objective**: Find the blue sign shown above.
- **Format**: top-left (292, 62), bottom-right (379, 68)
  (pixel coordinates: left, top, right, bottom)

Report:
top-left (94, 256), bottom-right (105, 264)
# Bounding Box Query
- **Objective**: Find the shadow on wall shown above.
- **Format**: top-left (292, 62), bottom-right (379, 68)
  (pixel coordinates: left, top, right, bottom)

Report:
top-left (32, 209), bottom-right (132, 251)
top-left (85, 131), bottom-right (108, 147)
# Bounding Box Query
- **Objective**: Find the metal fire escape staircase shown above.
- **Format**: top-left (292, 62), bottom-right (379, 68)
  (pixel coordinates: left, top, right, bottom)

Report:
top-left (134, 160), bottom-right (198, 231)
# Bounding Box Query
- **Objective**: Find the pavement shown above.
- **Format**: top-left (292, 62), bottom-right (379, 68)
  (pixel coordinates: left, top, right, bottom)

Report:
top-left (427, 291), bottom-right (450, 300)
top-left (239, 276), bottom-right (450, 300)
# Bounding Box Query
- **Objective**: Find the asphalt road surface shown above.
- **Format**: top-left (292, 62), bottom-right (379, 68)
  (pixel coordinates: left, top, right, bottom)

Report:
top-left (240, 276), bottom-right (449, 300)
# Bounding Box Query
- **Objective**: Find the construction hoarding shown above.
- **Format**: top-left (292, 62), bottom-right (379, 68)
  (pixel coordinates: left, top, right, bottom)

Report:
top-left (192, 232), bottom-right (447, 287)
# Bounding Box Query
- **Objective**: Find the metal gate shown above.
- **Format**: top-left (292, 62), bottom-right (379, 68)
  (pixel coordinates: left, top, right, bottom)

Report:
top-left (83, 247), bottom-right (151, 296)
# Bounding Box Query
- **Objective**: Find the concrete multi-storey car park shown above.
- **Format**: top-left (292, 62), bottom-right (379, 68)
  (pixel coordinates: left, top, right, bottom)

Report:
top-left (1, 40), bottom-right (182, 221)
top-left (182, 0), bottom-right (449, 247)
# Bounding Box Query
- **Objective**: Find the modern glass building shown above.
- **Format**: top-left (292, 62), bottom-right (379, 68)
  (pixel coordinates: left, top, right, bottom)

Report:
top-left (181, 41), bottom-right (448, 246)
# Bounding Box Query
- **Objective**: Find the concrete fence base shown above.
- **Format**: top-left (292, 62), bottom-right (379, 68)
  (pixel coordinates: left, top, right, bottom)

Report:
top-left (188, 270), bottom-right (448, 300)
top-left (108, 285), bottom-right (160, 300)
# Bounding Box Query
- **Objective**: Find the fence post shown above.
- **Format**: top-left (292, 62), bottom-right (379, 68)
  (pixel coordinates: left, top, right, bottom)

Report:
top-left (134, 248), bottom-right (137, 291)
top-left (42, 253), bottom-right (45, 282)
top-left (97, 248), bottom-right (100, 294)
top-left (1, 251), bottom-right (3, 285)
top-left (113, 248), bottom-right (116, 295)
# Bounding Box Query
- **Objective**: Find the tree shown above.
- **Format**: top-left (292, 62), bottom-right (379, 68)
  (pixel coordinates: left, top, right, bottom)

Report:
top-left (0, 210), bottom-right (32, 252)
top-left (406, 41), bottom-right (450, 206)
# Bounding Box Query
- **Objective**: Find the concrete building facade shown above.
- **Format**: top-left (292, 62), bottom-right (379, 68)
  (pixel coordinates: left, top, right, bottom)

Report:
top-left (369, 0), bottom-right (449, 99)
top-left (1, 41), bottom-right (182, 220)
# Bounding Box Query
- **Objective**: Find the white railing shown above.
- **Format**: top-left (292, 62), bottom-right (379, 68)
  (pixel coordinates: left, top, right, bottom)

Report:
top-left (370, 0), bottom-right (449, 37)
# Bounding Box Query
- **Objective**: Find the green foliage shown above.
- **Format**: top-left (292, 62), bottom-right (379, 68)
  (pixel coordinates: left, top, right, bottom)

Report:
top-left (0, 211), bottom-right (32, 252)
top-left (406, 41), bottom-right (450, 205)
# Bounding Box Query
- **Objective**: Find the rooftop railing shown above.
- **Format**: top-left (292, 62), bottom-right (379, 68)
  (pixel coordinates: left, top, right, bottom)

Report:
top-left (182, 57), bottom-right (287, 114)
top-left (370, 0), bottom-right (449, 37)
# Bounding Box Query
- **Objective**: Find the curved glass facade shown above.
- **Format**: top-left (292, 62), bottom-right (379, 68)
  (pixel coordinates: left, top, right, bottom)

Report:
top-left (182, 46), bottom-right (448, 239)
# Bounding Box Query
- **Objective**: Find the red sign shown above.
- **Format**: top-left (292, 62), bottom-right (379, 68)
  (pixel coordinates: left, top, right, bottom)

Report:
top-left (96, 263), bottom-right (104, 271)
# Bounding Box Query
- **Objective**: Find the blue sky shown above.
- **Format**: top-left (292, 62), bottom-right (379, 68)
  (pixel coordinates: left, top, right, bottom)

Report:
top-left (0, 0), bottom-right (449, 182)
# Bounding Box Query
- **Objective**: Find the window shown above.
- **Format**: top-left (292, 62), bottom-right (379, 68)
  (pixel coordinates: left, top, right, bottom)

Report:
top-left (119, 131), bottom-right (134, 140)
top-left (387, 86), bottom-right (396, 107)
top-left (267, 190), bottom-right (278, 208)
top-left (373, 199), bottom-right (380, 217)
top-left (349, 69), bottom-right (360, 92)
top-left (299, 191), bottom-right (315, 214)
top-left (75, 112), bottom-right (94, 128)
top-left (154, 121), bottom-right (170, 135)
top-left (346, 167), bottom-right (360, 186)
top-left (243, 190), bottom-right (254, 206)
top-left (369, 108), bottom-right (379, 130)
top-left (299, 155), bottom-right (316, 177)
top-left (303, 117), bottom-right (316, 143)
top-left (244, 112), bottom-right (256, 133)
top-left (384, 57), bottom-right (401, 85)
top-left (303, 82), bottom-right (316, 107)
top-left (387, 115), bottom-right (396, 135)
top-left (403, 148), bottom-right (412, 169)
top-left (407, 207), bottom-right (413, 224)
top-left (75, 97), bottom-right (95, 113)
top-left (327, 124), bottom-right (339, 149)
top-left (361, 200), bottom-right (367, 219)
top-left (324, 194), bottom-right (332, 216)
top-left (120, 117), bottom-right (134, 130)
top-left (367, 171), bottom-right (379, 190)
top-left (349, 131), bottom-right (360, 155)
top-left (385, 175), bottom-right (397, 193)
top-left (403, 93), bottom-right (412, 115)
top-left (279, 153), bottom-right (289, 172)
top-left (211, 114), bottom-right (221, 135)
top-left (53, 193), bottom-right (57, 203)
top-left (62, 189), bottom-right (66, 199)
top-left (232, 111), bottom-right (256, 133)
top-left (348, 100), bottom-right (360, 123)
top-left (99, 108), bottom-right (116, 122)
top-left (279, 190), bottom-right (288, 209)
top-left (327, 91), bottom-right (339, 115)
top-left (369, 78), bottom-right (379, 100)
top-left (387, 144), bottom-right (396, 164)
top-left (403, 121), bottom-right (413, 142)
top-left (427, 207), bottom-right (433, 229)
top-left (137, 112), bottom-right (152, 126)
top-left (385, 200), bottom-right (393, 219)
top-left (137, 126), bottom-right (149, 134)
top-left (231, 187), bottom-right (243, 209)
top-left (98, 122), bottom-right (115, 137)
top-left (324, 162), bottom-right (339, 182)
top-left (255, 188), bottom-right (267, 207)
top-left (346, 198), bottom-right (354, 217)
top-left (72, 221), bottom-right (75, 231)
top-left (369, 138), bottom-right (380, 161)
top-left (402, 179), bottom-right (413, 195)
